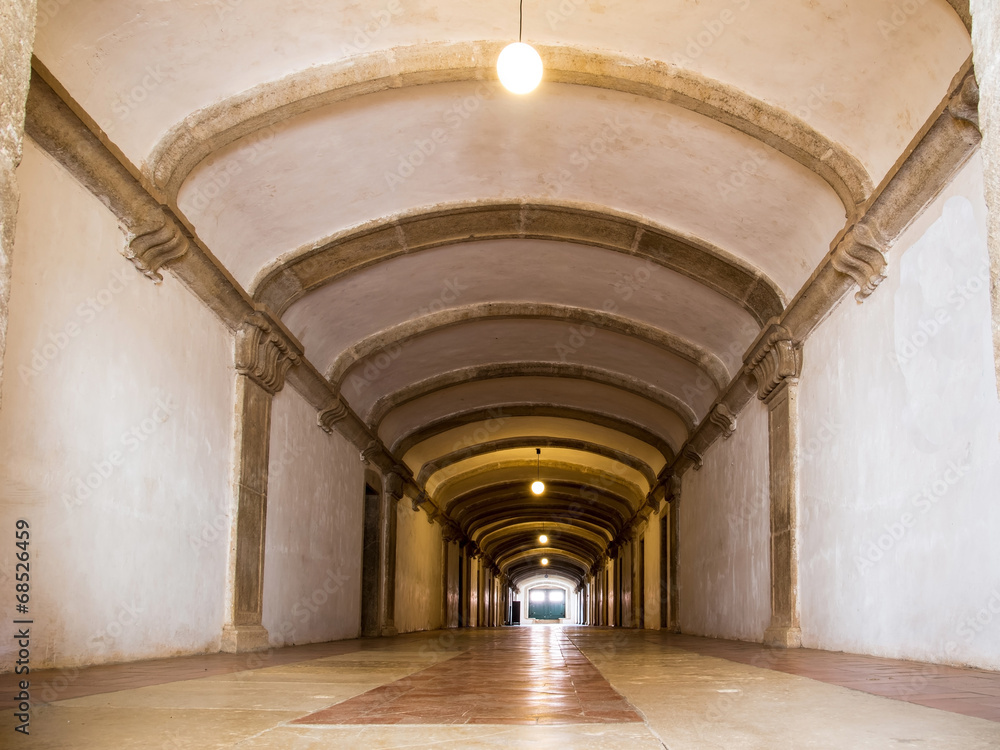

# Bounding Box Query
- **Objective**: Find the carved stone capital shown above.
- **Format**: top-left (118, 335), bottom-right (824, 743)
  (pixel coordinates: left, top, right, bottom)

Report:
top-left (709, 403), bottom-right (737, 439)
top-left (360, 440), bottom-right (382, 466)
top-left (441, 521), bottom-right (462, 543)
top-left (317, 397), bottom-right (350, 433)
top-left (664, 474), bottom-right (681, 504)
top-left (747, 324), bottom-right (802, 401)
top-left (682, 445), bottom-right (704, 471)
top-left (235, 312), bottom-right (301, 394)
top-left (411, 491), bottom-right (430, 513)
top-left (385, 469), bottom-right (406, 502)
top-left (948, 72), bottom-right (980, 130)
top-left (830, 220), bottom-right (890, 302)
top-left (125, 210), bottom-right (191, 283)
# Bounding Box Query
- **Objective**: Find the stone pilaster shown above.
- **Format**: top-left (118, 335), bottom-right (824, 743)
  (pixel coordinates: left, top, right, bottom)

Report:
top-left (971, 1), bottom-right (1000, 396)
top-left (664, 475), bottom-right (681, 634)
top-left (630, 521), bottom-right (646, 628)
top-left (222, 313), bottom-right (301, 652)
top-left (0, 0), bottom-right (36, 412)
top-left (381, 469), bottom-right (405, 637)
top-left (748, 325), bottom-right (803, 648)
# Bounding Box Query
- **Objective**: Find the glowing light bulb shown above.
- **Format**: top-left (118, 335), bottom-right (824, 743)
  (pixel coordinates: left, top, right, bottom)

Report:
top-left (539, 534), bottom-right (548, 544)
top-left (541, 558), bottom-right (549, 566)
top-left (531, 480), bottom-right (545, 495)
top-left (497, 42), bottom-right (543, 94)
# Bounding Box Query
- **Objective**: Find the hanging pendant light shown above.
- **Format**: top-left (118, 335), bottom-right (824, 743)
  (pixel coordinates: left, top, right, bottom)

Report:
top-left (498, 0), bottom-right (543, 94)
top-left (531, 448), bottom-right (545, 495)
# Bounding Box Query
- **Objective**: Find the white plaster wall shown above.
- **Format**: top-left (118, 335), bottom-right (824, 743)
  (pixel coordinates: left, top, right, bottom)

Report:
top-left (393, 500), bottom-right (443, 634)
top-left (643, 511), bottom-right (663, 630)
top-left (799, 154), bottom-right (1000, 670)
top-left (678, 398), bottom-right (770, 641)
top-left (0, 140), bottom-right (234, 670)
top-left (261, 385), bottom-right (364, 646)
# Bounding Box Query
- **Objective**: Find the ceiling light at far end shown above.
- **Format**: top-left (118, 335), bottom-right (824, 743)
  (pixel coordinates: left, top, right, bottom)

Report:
top-left (497, 42), bottom-right (543, 94)
top-left (541, 558), bottom-right (549, 566)
top-left (531, 480), bottom-right (545, 495)
top-left (539, 534), bottom-right (548, 544)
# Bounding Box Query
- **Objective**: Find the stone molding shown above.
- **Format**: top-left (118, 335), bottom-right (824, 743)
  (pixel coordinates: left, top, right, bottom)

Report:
top-left (317, 397), bottom-right (350, 433)
top-left (255, 202), bottom-right (784, 328)
top-left (385, 469), bottom-right (406, 502)
top-left (747, 325), bottom-right (802, 402)
top-left (650, 62), bottom-right (981, 493)
top-left (147, 43), bottom-right (871, 213)
top-left (125, 210), bottom-right (191, 282)
top-left (708, 403), bottom-right (737, 439)
top-left (681, 445), bottom-right (704, 471)
top-left (360, 440), bottom-right (382, 466)
top-left (948, 71), bottom-right (981, 129)
top-left (830, 220), bottom-right (890, 303)
top-left (235, 312), bottom-right (302, 395)
top-left (328, 301), bottom-right (730, 392)
top-left (368, 361), bottom-right (698, 434)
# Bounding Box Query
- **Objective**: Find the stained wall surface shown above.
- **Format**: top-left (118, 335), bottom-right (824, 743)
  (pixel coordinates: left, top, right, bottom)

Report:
top-left (798, 154), bottom-right (1000, 670)
top-left (677, 397), bottom-right (770, 642)
top-left (394, 499), bottom-right (444, 634)
top-left (0, 140), bottom-right (235, 669)
top-left (262, 384), bottom-right (364, 646)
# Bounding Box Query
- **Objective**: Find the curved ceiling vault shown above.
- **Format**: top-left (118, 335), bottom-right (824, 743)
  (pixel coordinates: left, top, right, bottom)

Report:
top-left (34, 0), bottom-right (972, 587)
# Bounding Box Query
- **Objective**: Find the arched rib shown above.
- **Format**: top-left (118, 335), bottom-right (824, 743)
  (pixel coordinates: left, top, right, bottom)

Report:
top-left (329, 302), bottom-right (730, 390)
top-left (147, 42), bottom-right (872, 212)
top-left (254, 202), bottom-right (784, 326)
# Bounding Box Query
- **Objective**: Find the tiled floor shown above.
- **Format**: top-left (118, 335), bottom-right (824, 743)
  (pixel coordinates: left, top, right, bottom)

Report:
top-left (2, 627), bottom-right (1000, 748)
top-left (294, 626), bottom-right (641, 725)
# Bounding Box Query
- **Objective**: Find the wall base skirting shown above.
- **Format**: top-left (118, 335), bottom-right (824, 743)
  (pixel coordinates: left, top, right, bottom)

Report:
top-left (221, 624), bottom-right (271, 653)
top-left (763, 625), bottom-right (803, 649)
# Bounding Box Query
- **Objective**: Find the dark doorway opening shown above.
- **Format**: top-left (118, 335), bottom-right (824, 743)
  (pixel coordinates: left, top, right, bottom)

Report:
top-left (360, 483), bottom-right (381, 637)
top-left (660, 514), bottom-right (669, 628)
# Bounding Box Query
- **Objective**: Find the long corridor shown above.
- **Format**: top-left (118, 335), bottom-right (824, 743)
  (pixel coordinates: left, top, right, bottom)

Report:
top-left (4, 627), bottom-right (1000, 749)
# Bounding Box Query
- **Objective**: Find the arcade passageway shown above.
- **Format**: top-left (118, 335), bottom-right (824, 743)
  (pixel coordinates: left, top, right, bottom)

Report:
top-left (3, 0), bottom-right (1000, 747)
top-left (2, 627), bottom-right (1000, 748)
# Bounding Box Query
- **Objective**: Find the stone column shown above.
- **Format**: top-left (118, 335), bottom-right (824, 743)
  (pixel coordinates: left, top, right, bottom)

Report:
top-left (630, 522), bottom-right (646, 628)
top-left (970, 1), bottom-right (1000, 396)
top-left (222, 313), bottom-right (301, 652)
top-left (381, 469), bottom-right (404, 637)
top-left (748, 325), bottom-right (803, 648)
top-left (0, 0), bottom-right (36, 412)
top-left (665, 476), bottom-right (681, 634)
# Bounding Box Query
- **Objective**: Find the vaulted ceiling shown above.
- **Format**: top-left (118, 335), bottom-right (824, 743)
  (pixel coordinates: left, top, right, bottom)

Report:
top-left (34, 0), bottom-right (973, 586)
